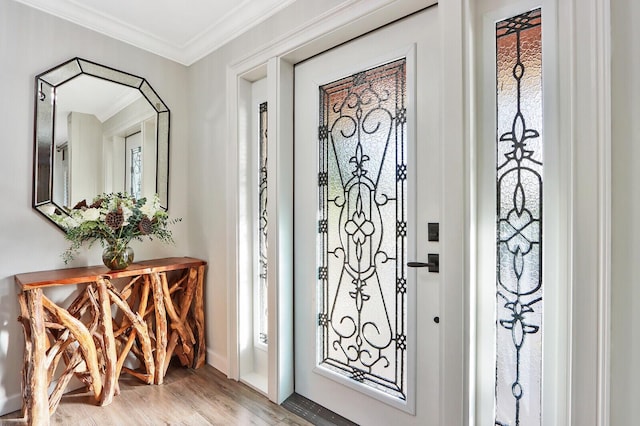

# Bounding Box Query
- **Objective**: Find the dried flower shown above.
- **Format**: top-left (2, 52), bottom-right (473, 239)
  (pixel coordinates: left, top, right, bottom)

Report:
top-left (105, 210), bottom-right (124, 229)
top-left (52, 193), bottom-right (181, 264)
top-left (138, 216), bottom-right (153, 235)
top-left (73, 199), bottom-right (88, 210)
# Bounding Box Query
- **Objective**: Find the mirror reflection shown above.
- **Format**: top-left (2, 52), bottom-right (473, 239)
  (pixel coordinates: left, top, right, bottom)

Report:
top-left (33, 58), bottom-right (170, 229)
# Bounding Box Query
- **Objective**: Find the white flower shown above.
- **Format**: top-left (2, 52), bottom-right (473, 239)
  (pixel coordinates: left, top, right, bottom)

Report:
top-left (121, 205), bottom-right (133, 225)
top-left (82, 208), bottom-right (100, 221)
top-left (120, 203), bottom-right (133, 222)
top-left (61, 216), bottom-right (80, 229)
top-left (107, 197), bottom-right (118, 211)
top-left (141, 197), bottom-right (158, 218)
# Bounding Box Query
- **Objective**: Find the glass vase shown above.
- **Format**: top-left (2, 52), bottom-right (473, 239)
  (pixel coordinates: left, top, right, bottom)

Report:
top-left (102, 243), bottom-right (134, 270)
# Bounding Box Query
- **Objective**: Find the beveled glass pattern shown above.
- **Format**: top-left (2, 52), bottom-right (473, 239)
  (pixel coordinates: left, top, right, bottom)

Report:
top-left (78, 59), bottom-right (143, 89)
top-left (157, 111), bottom-right (169, 206)
top-left (317, 58), bottom-right (407, 400)
top-left (34, 81), bottom-right (54, 205)
top-left (140, 80), bottom-right (169, 113)
top-left (38, 58), bottom-right (82, 87)
top-left (495, 8), bottom-right (543, 426)
top-left (258, 101), bottom-right (268, 345)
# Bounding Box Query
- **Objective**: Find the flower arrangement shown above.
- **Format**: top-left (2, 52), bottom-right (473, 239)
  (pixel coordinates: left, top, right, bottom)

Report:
top-left (54, 192), bottom-right (180, 267)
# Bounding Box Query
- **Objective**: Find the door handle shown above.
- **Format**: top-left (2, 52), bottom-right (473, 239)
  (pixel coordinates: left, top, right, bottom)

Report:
top-left (407, 253), bottom-right (439, 273)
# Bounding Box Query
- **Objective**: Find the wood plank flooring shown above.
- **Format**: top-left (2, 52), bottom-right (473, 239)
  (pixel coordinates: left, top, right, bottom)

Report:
top-left (0, 365), bottom-right (312, 425)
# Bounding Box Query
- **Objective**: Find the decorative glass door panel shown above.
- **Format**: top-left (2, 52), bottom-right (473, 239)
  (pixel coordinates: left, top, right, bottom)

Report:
top-left (258, 101), bottom-right (269, 346)
top-left (294, 8), bottom-right (443, 424)
top-left (495, 8), bottom-right (543, 426)
top-left (318, 59), bottom-right (407, 400)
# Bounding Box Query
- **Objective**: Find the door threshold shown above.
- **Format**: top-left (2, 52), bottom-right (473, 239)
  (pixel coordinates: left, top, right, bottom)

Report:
top-left (282, 393), bottom-right (358, 426)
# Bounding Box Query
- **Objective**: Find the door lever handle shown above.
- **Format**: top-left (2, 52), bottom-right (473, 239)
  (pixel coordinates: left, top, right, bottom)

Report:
top-left (407, 253), bottom-right (439, 273)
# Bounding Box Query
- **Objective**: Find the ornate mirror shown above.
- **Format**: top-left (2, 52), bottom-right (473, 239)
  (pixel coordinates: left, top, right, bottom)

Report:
top-left (33, 57), bottom-right (170, 229)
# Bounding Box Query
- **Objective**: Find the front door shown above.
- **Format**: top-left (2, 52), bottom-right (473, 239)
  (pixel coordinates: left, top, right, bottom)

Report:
top-left (294, 6), bottom-right (450, 425)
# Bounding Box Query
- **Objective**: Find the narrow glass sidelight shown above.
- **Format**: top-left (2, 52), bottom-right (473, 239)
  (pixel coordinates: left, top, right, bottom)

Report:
top-left (258, 101), bottom-right (268, 346)
top-left (130, 145), bottom-right (142, 200)
top-left (317, 58), bottom-right (408, 400)
top-left (495, 8), bottom-right (543, 426)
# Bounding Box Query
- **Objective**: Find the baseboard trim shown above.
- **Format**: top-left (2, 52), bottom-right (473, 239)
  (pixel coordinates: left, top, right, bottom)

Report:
top-left (0, 393), bottom-right (23, 417)
top-left (0, 377), bottom-right (89, 417)
top-left (207, 347), bottom-right (228, 375)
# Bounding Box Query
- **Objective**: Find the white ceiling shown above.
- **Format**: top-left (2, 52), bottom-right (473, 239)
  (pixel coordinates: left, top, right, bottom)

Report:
top-left (54, 74), bottom-right (147, 144)
top-left (12, 0), bottom-right (297, 65)
top-left (56, 75), bottom-right (142, 123)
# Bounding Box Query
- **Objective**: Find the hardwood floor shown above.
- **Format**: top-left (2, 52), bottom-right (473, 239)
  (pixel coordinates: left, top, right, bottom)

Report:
top-left (1, 365), bottom-right (312, 425)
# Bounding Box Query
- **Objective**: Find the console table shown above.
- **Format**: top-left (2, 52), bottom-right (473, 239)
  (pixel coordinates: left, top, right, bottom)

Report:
top-left (14, 257), bottom-right (207, 425)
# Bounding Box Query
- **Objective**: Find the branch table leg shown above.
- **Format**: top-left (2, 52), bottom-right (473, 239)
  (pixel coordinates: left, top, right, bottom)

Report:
top-left (23, 289), bottom-right (49, 426)
top-left (150, 272), bottom-right (167, 384)
top-left (193, 265), bottom-right (206, 368)
top-left (164, 269), bottom-right (197, 375)
top-left (96, 277), bottom-right (117, 405)
top-left (107, 281), bottom-right (155, 383)
top-left (42, 296), bottom-right (103, 403)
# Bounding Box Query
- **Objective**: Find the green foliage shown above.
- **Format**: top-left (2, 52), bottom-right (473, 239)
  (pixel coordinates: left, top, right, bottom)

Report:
top-left (52, 193), bottom-right (181, 263)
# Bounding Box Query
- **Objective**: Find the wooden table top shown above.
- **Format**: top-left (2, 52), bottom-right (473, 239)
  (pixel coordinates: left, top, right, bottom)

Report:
top-left (14, 257), bottom-right (207, 290)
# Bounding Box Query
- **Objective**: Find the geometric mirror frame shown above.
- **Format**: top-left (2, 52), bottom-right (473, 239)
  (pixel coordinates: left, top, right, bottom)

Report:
top-left (33, 57), bottom-right (170, 230)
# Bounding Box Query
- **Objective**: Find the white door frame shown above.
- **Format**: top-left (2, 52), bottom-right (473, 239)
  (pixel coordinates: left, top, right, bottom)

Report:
top-left (568, 0), bottom-right (612, 423)
top-left (225, 0), bottom-right (458, 411)
top-left (439, 2), bottom-right (467, 425)
top-left (224, 0), bottom-right (612, 424)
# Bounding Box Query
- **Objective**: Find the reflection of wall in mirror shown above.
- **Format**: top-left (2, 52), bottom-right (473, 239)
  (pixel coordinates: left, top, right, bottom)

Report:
top-left (104, 135), bottom-right (126, 194)
top-left (53, 143), bottom-right (69, 208)
top-left (68, 112), bottom-right (102, 206)
top-left (142, 118), bottom-right (157, 198)
top-left (53, 97), bottom-right (156, 209)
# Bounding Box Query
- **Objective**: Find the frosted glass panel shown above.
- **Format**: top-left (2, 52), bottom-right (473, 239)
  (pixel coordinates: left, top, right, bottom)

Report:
top-left (258, 102), bottom-right (268, 345)
top-left (495, 9), bottom-right (543, 426)
top-left (130, 146), bottom-right (142, 199)
top-left (317, 59), bottom-right (407, 400)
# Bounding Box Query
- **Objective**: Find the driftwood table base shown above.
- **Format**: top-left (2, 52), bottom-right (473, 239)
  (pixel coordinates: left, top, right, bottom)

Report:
top-left (14, 257), bottom-right (207, 426)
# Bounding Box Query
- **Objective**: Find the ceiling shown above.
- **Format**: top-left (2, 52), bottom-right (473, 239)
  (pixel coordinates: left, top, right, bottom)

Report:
top-left (12, 0), bottom-right (297, 66)
top-left (53, 75), bottom-right (148, 144)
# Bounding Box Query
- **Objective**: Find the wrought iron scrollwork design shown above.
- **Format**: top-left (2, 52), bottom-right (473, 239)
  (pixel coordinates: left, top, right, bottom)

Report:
top-left (258, 101), bottom-right (268, 345)
top-left (317, 59), bottom-right (407, 400)
top-left (495, 8), bottom-right (542, 426)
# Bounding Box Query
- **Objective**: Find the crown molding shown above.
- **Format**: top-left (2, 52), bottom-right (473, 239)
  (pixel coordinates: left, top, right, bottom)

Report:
top-left (182, 0), bottom-right (297, 66)
top-left (11, 0), bottom-right (297, 66)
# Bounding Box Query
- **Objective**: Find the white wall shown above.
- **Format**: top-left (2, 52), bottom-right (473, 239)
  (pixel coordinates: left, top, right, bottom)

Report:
top-left (68, 112), bottom-right (102, 205)
top-left (186, 0), bottom-right (346, 374)
top-left (0, 0), bottom-right (347, 413)
top-left (611, 0), bottom-right (640, 423)
top-left (0, 0), bottom-right (629, 421)
top-left (0, 1), bottom-right (189, 415)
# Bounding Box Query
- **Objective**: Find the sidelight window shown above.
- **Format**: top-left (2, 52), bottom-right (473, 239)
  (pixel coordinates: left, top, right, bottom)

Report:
top-left (495, 8), bottom-right (543, 425)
